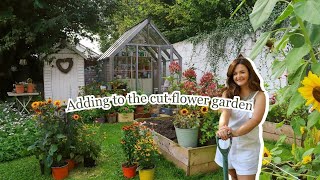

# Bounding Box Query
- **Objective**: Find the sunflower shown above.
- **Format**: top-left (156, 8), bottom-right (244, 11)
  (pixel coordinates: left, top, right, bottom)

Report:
top-left (302, 155), bottom-right (312, 164)
top-left (262, 147), bottom-right (271, 165)
top-left (179, 108), bottom-right (189, 116)
top-left (72, 114), bottom-right (80, 120)
top-left (47, 98), bottom-right (52, 104)
top-left (200, 106), bottom-right (209, 114)
top-left (298, 71), bottom-right (320, 112)
top-left (31, 101), bottom-right (39, 109)
top-left (53, 100), bottom-right (61, 107)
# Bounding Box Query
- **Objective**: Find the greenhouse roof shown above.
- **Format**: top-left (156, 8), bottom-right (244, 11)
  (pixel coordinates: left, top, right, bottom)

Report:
top-left (98, 18), bottom-right (181, 60)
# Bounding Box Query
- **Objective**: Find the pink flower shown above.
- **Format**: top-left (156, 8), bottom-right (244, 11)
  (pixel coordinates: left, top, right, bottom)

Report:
top-left (169, 61), bottom-right (181, 74)
top-left (183, 68), bottom-right (197, 81)
top-left (200, 72), bottom-right (214, 86)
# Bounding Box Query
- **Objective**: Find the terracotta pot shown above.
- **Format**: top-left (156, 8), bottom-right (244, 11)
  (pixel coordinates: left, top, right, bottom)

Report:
top-left (51, 162), bottom-right (69, 180)
top-left (27, 83), bottom-right (34, 93)
top-left (15, 84), bottom-right (24, 94)
top-left (122, 163), bottom-right (137, 178)
top-left (66, 159), bottom-right (75, 171)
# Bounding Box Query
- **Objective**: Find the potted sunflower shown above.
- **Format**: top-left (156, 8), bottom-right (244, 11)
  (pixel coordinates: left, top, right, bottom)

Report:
top-left (173, 106), bottom-right (203, 148)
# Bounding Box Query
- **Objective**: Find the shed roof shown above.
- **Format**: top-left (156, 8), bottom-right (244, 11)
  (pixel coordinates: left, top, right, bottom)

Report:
top-left (98, 18), bottom-right (181, 60)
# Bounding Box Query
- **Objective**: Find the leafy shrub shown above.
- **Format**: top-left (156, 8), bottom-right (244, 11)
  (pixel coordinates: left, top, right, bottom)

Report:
top-left (0, 102), bottom-right (39, 162)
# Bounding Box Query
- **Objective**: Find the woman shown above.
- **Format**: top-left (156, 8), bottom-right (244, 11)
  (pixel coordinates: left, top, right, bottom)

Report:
top-left (215, 55), bottom-right (268, 180)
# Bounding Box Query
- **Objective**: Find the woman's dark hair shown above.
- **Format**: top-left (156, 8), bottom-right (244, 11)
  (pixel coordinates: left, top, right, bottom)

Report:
top-left (225, 54), bottom-right (262, 98)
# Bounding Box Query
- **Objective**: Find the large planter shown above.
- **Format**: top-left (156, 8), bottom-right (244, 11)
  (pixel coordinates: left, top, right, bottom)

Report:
top-left (51, 162), bottom-right (69, 180)
top-left (175, 127), bottom-right (199, 148)
top-left (118, 112), bottom-right (134, 122)
top-left (122, 163), bottom-right (137, 179)
top-left (134, 113), bottom-right (151, 119)
top-left (139, 167), bottom-right (155, 180)
top-left (135, 118), bottom-right (219, 176)
top-left (263, 121), bottom-right (302, 145)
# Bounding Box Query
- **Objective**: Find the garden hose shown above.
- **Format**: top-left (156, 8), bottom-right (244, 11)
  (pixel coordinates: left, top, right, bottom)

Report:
top-left (216, 135), bottom-right (232, 180)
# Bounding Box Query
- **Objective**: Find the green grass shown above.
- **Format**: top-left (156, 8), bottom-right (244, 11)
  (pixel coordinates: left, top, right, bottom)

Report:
top-left (0, 123), bottom-right (284, 180)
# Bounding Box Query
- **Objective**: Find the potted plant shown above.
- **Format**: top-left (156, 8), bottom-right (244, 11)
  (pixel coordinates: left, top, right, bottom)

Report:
top-left (120, 123), bottom-right (140, 178)
top-left (74, 124), bottom-right (102, 168)
top-left (94, 108), bottom-right (106, 123)
top-left (27, 78), bottom-right (35, 93)
top-left (28, 99), bottom-right (78, 179)
top-left (173, 107), bottom-right (201, 148)
top-left (199, 108), bottom-right (220, 145)
top-left (118, 103), bottom-right (135, 122)
top-left (14, 82), bottom-right (25, 93)
top-left (106, 106), bottom-right (117, 123)
top-left (134, 125), bottom-right (160, 180)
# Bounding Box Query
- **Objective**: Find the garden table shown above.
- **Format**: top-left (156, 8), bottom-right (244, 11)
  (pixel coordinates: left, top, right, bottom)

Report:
top-left (7, 92), bottom-right (40, 113)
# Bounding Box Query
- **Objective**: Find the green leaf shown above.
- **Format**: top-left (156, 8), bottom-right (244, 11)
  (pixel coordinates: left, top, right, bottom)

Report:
top-left (314, 144), bottom-right (320, 154)
top-left (275, 135), bottom-right (286, 147)
top-left (249, 32), bottom-right (271, 60)
top-left (287, 92), bottom-right (305, 116)
top-left (287, 62), bottom-right (308, 86)
top-left (276, 121), bottom-right (284, 128)
top-left (285, 44), bottom-right (309, 74)
top-left (294, 0), bottom-right (320, 25)
top-left (249, 0), bottom-right (279, 31)
top-left (275, 32), bottom-right (290, 51)
top-left (307, 110), bottom-right (320, 129)
top-left (311, 62), bottom-right (320, 76)
top-left (56, 134), bottom-right (66, 139)
top-left (273, 156), bottom-right (282, 163)
top-left (274, 3), bottom-right (293, 25)
top-left (290, 117), bottom-right (305, 135)
top-left (49, 144), bottom-right (58, 155)
top-left (57, 154), bottom-right (62, 162)
top-left (306, 22), bottom-right (320, 46)
top-left (272, 59), bottom-right (286, 79)
top-left (302, 148), bottom-right (314, 157)
top-left (289, 32), bottom-right (305, 48)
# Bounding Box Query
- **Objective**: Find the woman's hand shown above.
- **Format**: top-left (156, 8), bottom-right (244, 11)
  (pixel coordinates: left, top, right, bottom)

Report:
top-left (216, 125), bottom-right (232, 140)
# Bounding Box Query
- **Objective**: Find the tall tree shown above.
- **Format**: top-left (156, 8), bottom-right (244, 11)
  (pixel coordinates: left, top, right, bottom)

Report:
top-left (0, 0), bottom-right (117, 99)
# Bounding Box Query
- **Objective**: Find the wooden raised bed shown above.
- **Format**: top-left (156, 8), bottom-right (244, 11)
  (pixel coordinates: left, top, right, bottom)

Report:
top-left (136, 117), bottom-right (219, 176)
top-left (263, 121), bottom-right (302, 145)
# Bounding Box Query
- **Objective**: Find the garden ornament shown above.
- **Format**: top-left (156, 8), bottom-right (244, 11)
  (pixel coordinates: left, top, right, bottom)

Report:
top-left (216, 135), bottom-right (232, 180)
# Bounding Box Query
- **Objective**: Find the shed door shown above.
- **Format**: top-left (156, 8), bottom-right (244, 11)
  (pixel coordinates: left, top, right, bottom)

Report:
top-left (51, 57), bottom-right (82, 101)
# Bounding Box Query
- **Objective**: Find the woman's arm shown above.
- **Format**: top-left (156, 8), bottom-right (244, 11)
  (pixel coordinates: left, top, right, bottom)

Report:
top-left (231, 91), bottom-right (266, 137)
top-left (217, 92), bottom-right (232, 140)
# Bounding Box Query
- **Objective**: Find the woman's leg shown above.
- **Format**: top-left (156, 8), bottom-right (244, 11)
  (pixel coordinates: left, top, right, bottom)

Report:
top-left (237, 174), bottom-right (256, 180)
top-left (229, 169), bottom-right (238, 180)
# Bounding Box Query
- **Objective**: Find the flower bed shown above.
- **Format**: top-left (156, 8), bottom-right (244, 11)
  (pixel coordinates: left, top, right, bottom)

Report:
top-left (135, 117), bottom-right (219, 176)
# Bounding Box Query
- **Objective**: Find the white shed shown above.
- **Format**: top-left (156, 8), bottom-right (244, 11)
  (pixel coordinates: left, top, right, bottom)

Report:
top-left (43, 45), bottom-right (86, 101)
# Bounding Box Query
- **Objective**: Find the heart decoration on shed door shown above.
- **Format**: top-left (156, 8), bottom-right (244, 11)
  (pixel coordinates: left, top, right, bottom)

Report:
top-left (56, 58), bottom-right (73, 73)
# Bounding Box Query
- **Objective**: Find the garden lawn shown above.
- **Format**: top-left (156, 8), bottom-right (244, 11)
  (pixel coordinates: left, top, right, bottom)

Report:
top-left (0, 123), bottom-right (284, 180)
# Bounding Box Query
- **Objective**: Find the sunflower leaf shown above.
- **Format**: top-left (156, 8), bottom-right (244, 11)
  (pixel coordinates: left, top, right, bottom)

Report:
top-left (294, 0), bottom-right (320, 25)
top-left (285, 44), bottom-right (309, 74)
top-left (307, 111), bottom-right (320, 129)
top-left (250, 0), bottom-right (279, 31)
top-left (287, 90), bottom-right (305, 116)
top-left (311, 63), bottom-right (320, 76)
top-left (249, 32), bottom-right (271, 60)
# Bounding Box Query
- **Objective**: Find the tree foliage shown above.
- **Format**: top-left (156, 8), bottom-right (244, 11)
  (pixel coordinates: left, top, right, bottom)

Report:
top-left (99, 0), bottom-right (256, 51)
top-left (0, 0), bottom-right (117, 60)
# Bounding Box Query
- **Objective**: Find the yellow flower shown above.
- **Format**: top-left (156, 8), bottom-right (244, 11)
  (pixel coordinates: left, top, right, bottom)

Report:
top-left (300, 127), bottom-right (305, 135)
top-left (53, 100), bottom-right (61, 107)
top-left (180, 108), bottom-right (189, 116)
top-left (31, 101), bottom-right (39, 109)
top-left (262, 147), bottom-right (271, 165)
top-left (47, 98), bottom-right (52, 104)
top-left (302, 155), bottom-right (312, 164)
top-left (146, 153), bottom-right (150, 157)
top-left (298, 71), bottom-right (320, 112)
top-left (200, 106), bottom-right (209, 114)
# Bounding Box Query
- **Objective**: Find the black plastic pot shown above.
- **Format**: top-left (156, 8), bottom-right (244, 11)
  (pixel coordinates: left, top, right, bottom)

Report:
top-left (84, 157), bottom-right (96, 168)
